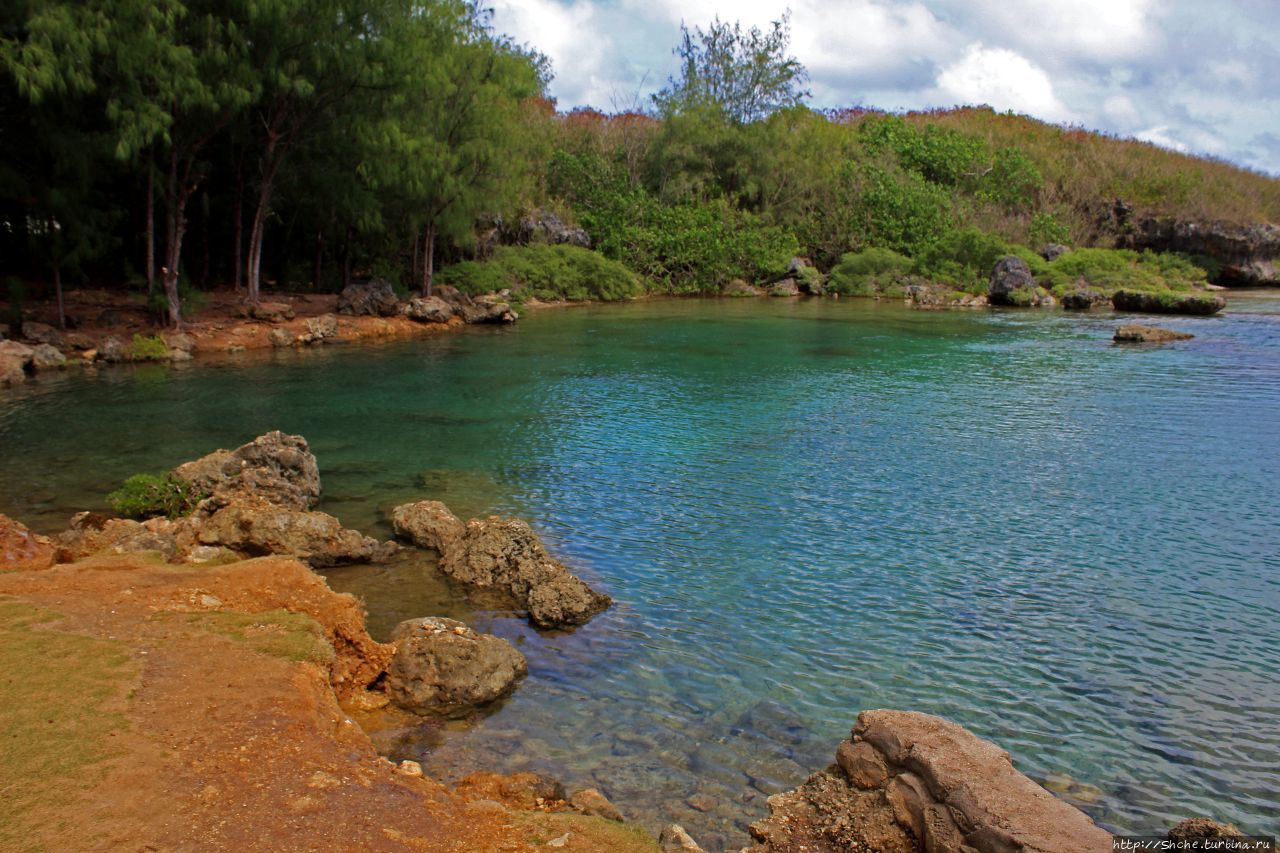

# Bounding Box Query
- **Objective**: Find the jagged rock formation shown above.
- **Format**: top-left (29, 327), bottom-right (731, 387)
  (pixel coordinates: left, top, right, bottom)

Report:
top-left (1123, 218), bottom-right (1280, 287)
top-left (391, 499), bottom-right (610, 628)
top-left (745, 709), bottom-right (1112, 853)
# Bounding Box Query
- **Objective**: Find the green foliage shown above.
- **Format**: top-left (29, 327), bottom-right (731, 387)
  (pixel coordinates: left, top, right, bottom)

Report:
top-left (1028, 212), bottom-right (1071, 247)
top-left (796, 266), bottom-right (822, 291)
top-left (852, 163), bottom-right (953, 257)
top-left (1043, 248), bottom-right (1207, 294)
top-left (127, 333), bottom-right (168, 361)
top-left (107, 472), bottom-right (205, 519)
top-left (977, 147), bottom-right (1042, 209)
top-left (438, 245), bottom-right (643, 301)
top-left (861, 116), bottom-right (987, 187)
top-left (827, 247), bottom-right (913, 296)
top-left (653, 13), bottom-right (809, 124)
top-left (913, 228), bottom-right (1015, 293)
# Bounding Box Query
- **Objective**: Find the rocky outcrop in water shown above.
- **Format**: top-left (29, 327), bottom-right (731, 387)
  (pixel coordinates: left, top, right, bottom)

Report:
top-left (172, 431), bottom-right (322, 511)
top-left (1114, 324), bottom-right (1194, 343)
top-left (195, 498), bottom-right (396, 568)
top-left (391, 500), bottom-right (610, 628)
top-left (1112, 289), bottom-right (1225, 316)
top-left (1061, 286), bottom-right (1108, 310)
top-left (1122, 218), bottom-right (1280, 287)
top-left (745, 709), bottom-right (1112, 853)
top-left (385, 616), bottom-right (527, 716)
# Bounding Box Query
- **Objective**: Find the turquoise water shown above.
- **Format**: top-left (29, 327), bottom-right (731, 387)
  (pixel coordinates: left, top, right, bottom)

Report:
top-left (3, 297), bottom-right (1279, 846)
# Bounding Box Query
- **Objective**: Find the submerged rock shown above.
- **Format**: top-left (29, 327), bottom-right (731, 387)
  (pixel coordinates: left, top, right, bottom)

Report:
top-left (1114, 324), bottom-right (1194, 343)
top-left (336, 279), bottom-right (401, 317)
top-left (391, 500), bottom-right (610, 628)
top-left (746, 709), bottom-right (1112, 853)
top-left (172, 430), bottom-right (321, 511)
top-left (454, 770), bottom-right (566, 809)
top-left (1112, 289), bottom-right (1225, 315)
top-left (386, 616), bottom-right (527, 716)
top-left (1167, 818), bottom-right (1245, 840)
top-left (0, 513), bottom-right (57, 571)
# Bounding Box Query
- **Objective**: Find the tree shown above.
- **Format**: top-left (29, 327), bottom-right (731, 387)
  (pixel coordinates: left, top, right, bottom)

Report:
top-left (372, 1), bottom-right (547, 297)
top-left (652, 12), bottom-right (809, 125)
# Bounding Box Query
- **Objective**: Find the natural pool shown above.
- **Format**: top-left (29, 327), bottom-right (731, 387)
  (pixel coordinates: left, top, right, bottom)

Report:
top-left (3, 296), bottom-right (1278, 847)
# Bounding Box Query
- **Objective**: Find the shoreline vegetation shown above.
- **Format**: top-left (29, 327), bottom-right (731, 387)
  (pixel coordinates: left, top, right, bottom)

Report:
top-left (0, 432), bottom-right (1248, 851)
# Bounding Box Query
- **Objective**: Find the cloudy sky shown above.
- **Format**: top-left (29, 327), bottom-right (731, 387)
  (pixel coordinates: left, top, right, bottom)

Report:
top-left (487, 0), bottom-right (1280, 175)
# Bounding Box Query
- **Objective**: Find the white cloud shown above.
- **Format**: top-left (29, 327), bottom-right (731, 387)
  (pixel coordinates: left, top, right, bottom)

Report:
top-left (1135, 126), bottom-right (1190, 153)
top-left (1102, 94), bottom-right (1142, 128)
top-left (489, 0), bottom-right (620, 107)
top-left (937, 0), bottom-right (1163, 66)
top-left (935, 45), bottom-right (1074, 123)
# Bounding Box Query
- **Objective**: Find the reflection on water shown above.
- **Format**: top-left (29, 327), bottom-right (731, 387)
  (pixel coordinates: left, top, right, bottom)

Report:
top-left (3, 296), bottom-right (1280, 846)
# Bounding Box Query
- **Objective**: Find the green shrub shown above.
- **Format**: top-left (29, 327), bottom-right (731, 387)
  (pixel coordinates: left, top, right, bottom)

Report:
top-left (1045, 248), bottom-right (1206, 294)
top-left (1028, 212), bottom-right (1071, 247)
top-left (913, 228), bottom-right (1015, 293)
top-left (107, 473), bottom-right (206, 520)
top-left (438, 244), bottom-right (644, 301)
top-left (796, 266), bottom-right (823, 292)
top-left (128, 334), bottom-right (169, 361)
top-left (827, 247), bottom-right (913, 296)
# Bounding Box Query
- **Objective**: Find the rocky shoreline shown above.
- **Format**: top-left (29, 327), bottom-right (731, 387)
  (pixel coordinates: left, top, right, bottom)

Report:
top-left (0, 430), bottom-right (1251, 850)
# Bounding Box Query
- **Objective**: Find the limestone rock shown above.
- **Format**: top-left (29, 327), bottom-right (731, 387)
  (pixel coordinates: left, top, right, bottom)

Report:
top-left (1039, 243), bottom-right (1069, 261)
top-left (172, 431), bottom-right (321, 511)
top-left (164, 332), bottom-right (196, 353)
top-left (405, 296), bottom-right (456, 324)
top-left (385, 616), bottom-right (527, 715)
top-left (658, 824), bottom-right (705, 852)
top-left (246, 301), bottom-right (296, 322)
top-left (99, 336), bottom-right (127, 363)
top-left (769, 278), bottom-right (800, 297)
top-left (988, 256), bottom-right (1040, 306)
top-left (1112, 289), bottom-right (1225, 315)
top-left (569, 788), bottom-right (623, 822)
top-left (302, 313), bottom-right (338, 343)
top-left (336, 279), bottom-right (400, 317)
top-left (1167, 818), bottom-right (1245, 840)
top-left (197, 499), bottom-right (394, 568)
top-left (723, 279), bottom-right (763, 298)
top-left (454, 771), bottom-right (565, 809)
top-left (391, 500), bottom-right (466, 555)
top-left (1114, 324), bottom-right (1194, 343)
top-left (21, 321), bottom-right (63, 347)
top-left (268, 327), bottom-right (294, 348)
top-left (517, 208), bottom-right (591, 248)
top-left (1061, 287), bottom-right (1107, 310)
top-left (836, 740), bottom-right (887, 789)
top-left (0, 341), bottom-right (32, 385)
top-left (0, 513), bottom-right (57, 571)
top-left (391, 501), bottom-right (610, 629)
top-left (459, 301), bottom-right (518, 324)
top-left (1122, 217), bottom-right (1280, 287)
top-left (54, 512), bottom-right (185, 563)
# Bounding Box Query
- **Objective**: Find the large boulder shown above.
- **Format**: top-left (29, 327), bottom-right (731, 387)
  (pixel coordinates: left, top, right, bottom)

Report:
top-left (0, 340), bottom-right (34, 386)
top-left (54, 512), bottom-right (189, 563)
top-left (988, 256), bottom-right (1042, 306)
top-left (1112, 289), bottom-right (1226, 315)
top-left (390, 500), bottom-right (610, 629)
top-left (404, 296), bottom-right (456, 324)
top-left (1060, 284), bottom-right (1108, 310)
top-left (246, 301), bottom-right (295, 323)
top-left (21, 321), bottom-right (64, 347)
top-left (385, 617), bottom-right (527, 715)
top-left (746, 709), bottom-right (1112, 853)
top-left (459, 301), bottom-right (518, 325)
top-left (1122, 217), bottom-right (1280, 287)
top-left (196, 499), bottom-right (395, 568)
top-left (172, 431), bottom-right (321, 511)
top-left (0, 513), bottom-right (57, 571)
top-left (336, 279), bottom-right (400, 317)
top-left (517, 208), bottom-right (591, 248)
top-left (98, 336), bottom-right (127, 363)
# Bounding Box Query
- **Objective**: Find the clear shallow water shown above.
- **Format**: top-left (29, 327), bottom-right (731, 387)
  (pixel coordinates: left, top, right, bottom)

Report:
top-left (3, 296), bottom-right (1279, 846)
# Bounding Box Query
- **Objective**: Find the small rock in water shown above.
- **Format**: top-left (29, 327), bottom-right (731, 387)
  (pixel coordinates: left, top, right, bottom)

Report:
top-left (659, 824), bottom-right (705, 852)
top-left (685, 793), bottom-right (715, 813)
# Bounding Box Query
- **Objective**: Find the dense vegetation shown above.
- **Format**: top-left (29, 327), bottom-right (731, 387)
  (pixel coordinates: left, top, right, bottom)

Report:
top-left (3, 4), bottom-right (1277, 324)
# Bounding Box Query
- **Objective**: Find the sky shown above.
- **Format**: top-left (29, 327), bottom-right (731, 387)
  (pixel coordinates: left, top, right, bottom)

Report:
top-left (486, 0), bottom-right (1280, 175)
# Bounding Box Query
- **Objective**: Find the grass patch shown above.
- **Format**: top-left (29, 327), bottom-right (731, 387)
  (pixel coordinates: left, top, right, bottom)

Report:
top-left (515, 812), bottom-right (659, 852)
top-left (183, 609), bottom-right (334, 664)
top-left (0, 597), bottom-right (136, 851)
top-left (438, 244), bottom-right (644, 302)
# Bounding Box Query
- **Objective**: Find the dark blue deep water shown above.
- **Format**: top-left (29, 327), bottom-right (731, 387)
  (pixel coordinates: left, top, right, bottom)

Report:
top-left (3, 296), bottom-right (1278, 847)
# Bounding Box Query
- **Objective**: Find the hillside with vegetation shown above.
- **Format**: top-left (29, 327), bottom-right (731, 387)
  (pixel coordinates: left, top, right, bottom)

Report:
top-left (3, 3), bottom-right (1278, 327)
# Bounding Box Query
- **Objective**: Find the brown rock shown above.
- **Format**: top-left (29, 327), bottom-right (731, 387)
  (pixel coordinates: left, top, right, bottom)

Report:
top-left (405, 296), bottom-right (456, 324)
top-left (302, 313), bottom-right (338, 342)
top-left (55, 512), bottom-right (184, 563)
top-left (30, 343), bottom-right (67, 370)
top-left (1167, 818), bottom-right (1245, 840)
top-left (922, 802), bottom-right (966, 853)
top-left (197, 499), bottom-right (393, 568)
top-left (0, 513), bottom-right (57, 571)
top-left (386, 617), bottom-right (526, 715)
top-left (172, 431), bottom-right (321, 511)
top-left (836, 739), bottom-right (888, 789)
top-left (569, 788), bottom-right (623, 822)
top-left (268, 327), bottom-right (294, 348)
top-left (454, 771), bottom-right (565, 810)
top-left (1114, 324), bottom-right (1195, 343)
top-left (247, 301), bottom-right (296, 322)
top-left (658, 824), bottom-right (705, 852)
top-left (886, 772), bottom-right (930, 841)
top-left (391, 500), bottom-right (466, 555)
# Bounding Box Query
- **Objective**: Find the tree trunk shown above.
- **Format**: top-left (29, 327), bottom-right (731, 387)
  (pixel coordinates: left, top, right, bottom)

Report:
top-left (313, 230), bottom-right (324, 290)
top-left (200, 191), bottom-right (211, 286)
top-left (162, 149), bottom-right (191, 328)
top-left (51, 230), bottom-right (65, 331)
top-left (144, 164), bottom-right (155, 297)
top-left (421, 223), bottom-right (436, 297)
top-left (412, 227), bottom-right (420, 285)
top-left (245, 181), bottom-right (271, 304)
top-left (342, 225), bottom-right (353, 288)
